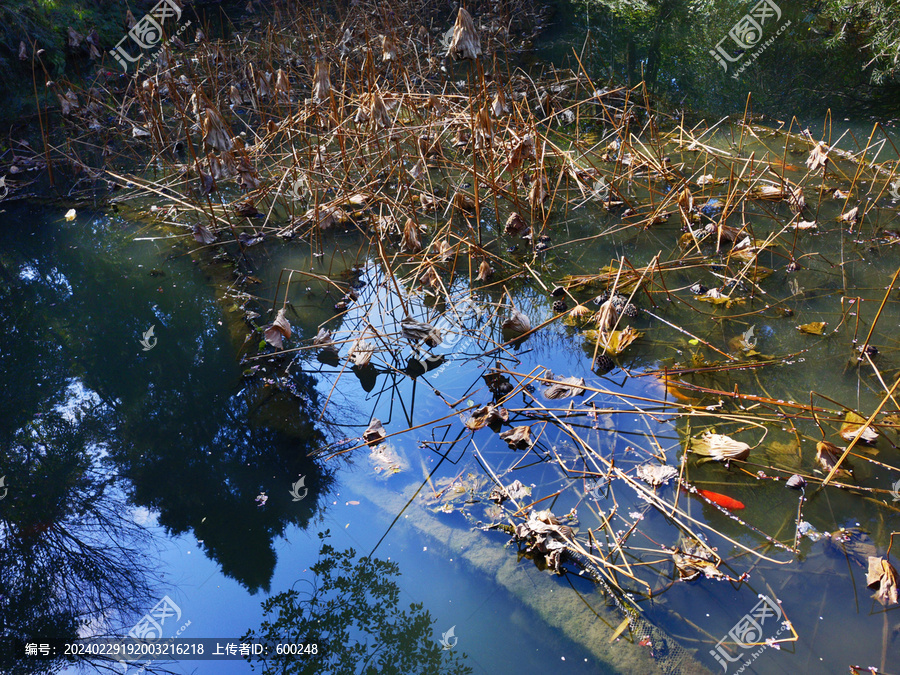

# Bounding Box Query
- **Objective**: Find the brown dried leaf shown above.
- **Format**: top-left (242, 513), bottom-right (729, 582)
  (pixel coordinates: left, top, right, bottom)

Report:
top-left (476, 260), bottom-right (493, 281)
top-left (543, 375), bottom-right (586, 400)
top-left (529, 175), bottom-right (548, 209)
top-left (672, 538), bottom-right (723, 580)
top-left (816, 440), bottom-right (853, 478)
top-left (313, 327), bottom-right (337, 354)
top-left (677, 186), bottom-right (693, 222)
top-left (750, 184), bottom-right (786, 200)
top-left (806, 141), bottom-right (829, 171)
top-left (263, 308), bottom-right (291, 349)
top-left (381, 35), bottom-right (398, 61)
top-left (840, 206), bottom-right (860, 223)
top-left (448, 8), bottom-right (482, 61)
top-left (504, 211), bottom-right (528, 234)
top-left (363, 418), bottom-right (386, 446)
top-left (501, 308), bottom-right (531, 335)
top-left (67, 27), bottom-right (84, 48)
top-left (312, 60), bottom-right (331, 102)
top-left (401, 319), bottom-right (443, 348)
top-left (596, 298), bottom-right (620, 331)
top-left (202, 108), bottom-right (233, 152)
top-left (491, 88), bottom-right (509, 117)
top-left (866, 556), bottom-right (899, 606)
top-left (465, 404), bottom-right (508, 430)
top-left (400, 217), bottom-right (422, 253)
top-left (192, 223), bottom-right (216, 245)
top-left (789, 187), bottom-right (805, 213)
top-left (499, 425), bottom-right (533, 450)
top-left (797, 321), bottom-right (826, 335)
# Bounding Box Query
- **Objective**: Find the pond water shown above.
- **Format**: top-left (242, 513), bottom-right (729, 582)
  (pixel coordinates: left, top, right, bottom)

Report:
top-left (3, 3), bottom-right (900, 675)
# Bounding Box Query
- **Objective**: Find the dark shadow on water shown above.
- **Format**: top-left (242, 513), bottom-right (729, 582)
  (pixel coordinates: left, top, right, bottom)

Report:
top-left (0, 202), bottom-right (336, 669)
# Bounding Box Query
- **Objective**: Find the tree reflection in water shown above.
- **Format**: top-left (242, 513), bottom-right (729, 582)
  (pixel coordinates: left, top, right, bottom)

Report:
top-left (243, 531), bottom-right (472, 675)
top-left (1, 204), bottom-right (335, 672)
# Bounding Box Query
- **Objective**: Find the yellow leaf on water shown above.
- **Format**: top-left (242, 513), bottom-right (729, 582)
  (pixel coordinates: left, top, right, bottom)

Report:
top-left (585, 326), bottom-right (643, 355)
top-left (797, 322), bottom-right (826, 335)
top-left (839, 411), bottom-right (879, 444)
top-left (64, 209), bottom-right (76, 221)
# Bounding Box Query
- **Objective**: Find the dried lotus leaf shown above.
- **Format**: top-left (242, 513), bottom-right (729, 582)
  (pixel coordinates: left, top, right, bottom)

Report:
top-left (688, 432), bottom-right (751, 462)
top-left (363, 418), bottom-right (386, 446)
top-left (839, 411), bottom-right (878, 444)
top-left (866, 556), bottom-right (899, 606)
top-left (797, 322), bottom-right (826, 335)
top-left (501, 308), bottom-right (531, 335)
top-left (815, 440), bottom-right (853, 478)
top-left (263, 308), bottom-right (291, 349)
top-left (401, 319), bottom-right (443, 348)
top-left (465, 404), bottom-right (508, 430)
top-left (499, 425), bottom-right (533, 450)
top-left (635, 463), bottom-right (679, 487)
top-left (543, 375), bottom-right (586, 400)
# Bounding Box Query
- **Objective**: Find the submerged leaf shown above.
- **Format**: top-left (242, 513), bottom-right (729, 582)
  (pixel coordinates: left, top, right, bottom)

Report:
top-left (543, 375), bottom-right (586, 400)
top-left (368, 443), bottom-right (407, 478)
top-left (401, 319), bottom-right (443, 348)
top-left (688, 432), bottom-right (751, 462)
top-left (728, 325), bottom-right (758, 354)
top-left (584, 326), bottom-right (643, 355)
top-left (826, 528), bottom-right (875, 567)
top-left (815, 440), bottom-right (853, 478)
top-left (797, 321), bottom-right (826, 335)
